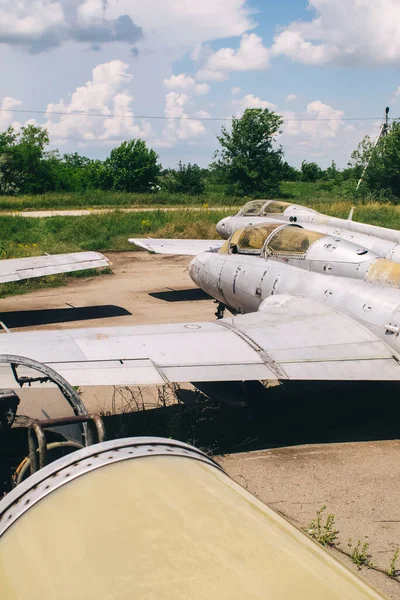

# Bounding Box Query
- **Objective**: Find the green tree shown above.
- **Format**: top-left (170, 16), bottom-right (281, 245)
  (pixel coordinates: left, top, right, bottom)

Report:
top-left (301, 160), bottom-right (323, 183)
top-left (211, 108), bottom-right (284, 197)
top-left (281, 161), bottom-right (301, 181)
top-left (323, 160), bottom-right (342, 182)
top-left (0, 125), bottom-right (56, 194)
top-left (349, 123), bottom-right (400, 198)
top-left (164, 161), bottom-right (205, 195)
top-left (105, 139), bottom-right (160, 193)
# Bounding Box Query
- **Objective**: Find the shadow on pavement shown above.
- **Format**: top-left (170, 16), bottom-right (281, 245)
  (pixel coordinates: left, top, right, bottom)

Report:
top-left (0, 305), bottom-right (132, 328)
top-left (149, 289), bottom-right (211, 302)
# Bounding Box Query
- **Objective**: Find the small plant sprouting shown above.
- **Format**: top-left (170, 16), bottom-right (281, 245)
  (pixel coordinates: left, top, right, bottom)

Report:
top-left (305, 506), bottom-right (339, 547)
top-left (387, 547), bottom-right (400, 578)
top-left (348, 539), bottom-right (373, 570)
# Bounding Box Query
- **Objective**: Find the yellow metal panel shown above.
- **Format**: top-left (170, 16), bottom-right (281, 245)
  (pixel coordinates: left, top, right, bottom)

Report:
top-left (366, 258), bottom-right (400, 288)
top-left (0, 456), bottom-right (385, 599)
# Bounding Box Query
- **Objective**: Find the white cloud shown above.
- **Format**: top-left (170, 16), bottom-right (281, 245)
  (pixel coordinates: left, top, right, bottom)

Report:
top-left (163, 74), bottom-right (209, 95)
top-left (105, 0), bottom-right (253, 49)
top-left (232, 86), bottom-right (241, 96)
top-left (0, 0), bottom-right (143, 52)
top-left (161, 92), bottom-right (206, 144)
top-left (283, 100), bottom-right (344, 140)
top-left (395, 87), bottom-right (400, 97)
top-left (271, 0), bottom-right (400, 66)
top-left (43, 60), bottom-right (150, 145)
top-left (0, 0), bottom-right (253, 54)
top-left (286, 94), bottom-right (296, 102)
top-left (234, 94), bottom-right (276, 114)
top-left (196, 69), bottom-right (228, 82)
top-left (0, 97), bottom-right (22, 130)
top-left (194, 110), bottom-right (211, 118)
top-left (198, 33), bottom-right (270, 80)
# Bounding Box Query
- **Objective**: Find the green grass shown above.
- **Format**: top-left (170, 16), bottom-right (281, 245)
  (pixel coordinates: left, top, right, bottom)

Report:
top-left (0, 180), bottom-right (395, 212)
top-left (0, 209), bottom-right (227, 256)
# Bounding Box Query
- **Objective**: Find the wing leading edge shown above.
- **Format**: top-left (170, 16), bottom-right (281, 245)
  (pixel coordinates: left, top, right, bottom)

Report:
top-left (129, 238), bottom-right (223, 255)
top-left (0, 295), bottom-right (399, 387)
top-left (0, 252), bottom-right (110, 284)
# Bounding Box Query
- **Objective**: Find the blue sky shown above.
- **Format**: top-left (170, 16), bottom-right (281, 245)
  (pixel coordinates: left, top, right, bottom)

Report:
top-left (0, 0), bottom-right (398, 169)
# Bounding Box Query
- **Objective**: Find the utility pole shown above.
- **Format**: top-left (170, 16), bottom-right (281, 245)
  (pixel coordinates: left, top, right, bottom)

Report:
top-left (356, 106), bottom-right (390, 191)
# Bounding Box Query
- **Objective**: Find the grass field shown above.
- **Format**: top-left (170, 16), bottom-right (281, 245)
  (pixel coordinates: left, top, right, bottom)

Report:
top-left (0, 181), bottom-right (355, 211)
top-left (0, 180), bottom-right (396, 212)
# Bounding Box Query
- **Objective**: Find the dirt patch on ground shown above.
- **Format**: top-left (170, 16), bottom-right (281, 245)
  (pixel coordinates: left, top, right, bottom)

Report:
top-left (218, 442), bottom-right (400, 598)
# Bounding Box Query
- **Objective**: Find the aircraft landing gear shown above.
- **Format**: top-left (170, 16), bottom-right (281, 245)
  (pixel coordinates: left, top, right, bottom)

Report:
top-left (215, 301), bottom-right (226, 320)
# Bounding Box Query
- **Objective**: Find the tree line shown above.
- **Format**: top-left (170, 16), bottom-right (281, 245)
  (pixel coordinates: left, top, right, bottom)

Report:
top-left (0, 108), bottom-right (399, 199)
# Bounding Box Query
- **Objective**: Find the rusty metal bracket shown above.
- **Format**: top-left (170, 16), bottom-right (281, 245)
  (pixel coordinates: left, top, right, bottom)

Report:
top-left (28, 413), bottom-right (106, 476)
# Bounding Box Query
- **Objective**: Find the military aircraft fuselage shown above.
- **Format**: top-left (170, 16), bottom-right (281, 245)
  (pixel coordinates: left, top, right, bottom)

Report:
top-left (189, 230), bottom-right (400, 356)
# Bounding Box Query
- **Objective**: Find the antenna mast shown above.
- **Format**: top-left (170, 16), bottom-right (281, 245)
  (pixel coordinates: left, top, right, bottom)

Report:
top-left (356, 106), bottom-right (390, 191)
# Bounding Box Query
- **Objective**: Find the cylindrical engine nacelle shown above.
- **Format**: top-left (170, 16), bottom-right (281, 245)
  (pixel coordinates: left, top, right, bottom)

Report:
top-left (0, 437), bottom-right (384, 599)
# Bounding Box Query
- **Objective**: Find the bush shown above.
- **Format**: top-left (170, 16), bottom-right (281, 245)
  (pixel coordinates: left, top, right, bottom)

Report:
top-left (163, 162), bottom-right (205, 195)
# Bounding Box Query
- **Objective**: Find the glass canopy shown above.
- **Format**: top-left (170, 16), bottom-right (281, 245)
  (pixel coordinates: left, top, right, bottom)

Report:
top-left (237, 200), bottom-right (293, 217)
top-left (220, 223), bottom-right (324, 256)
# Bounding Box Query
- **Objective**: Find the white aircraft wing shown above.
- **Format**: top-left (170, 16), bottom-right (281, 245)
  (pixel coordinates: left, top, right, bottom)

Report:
top-left (0, 295), bottom-right (399, 387)
top-left (0, 252), bottom-right (110, 284)
top-left (129, 238), bottom-right (224, 255)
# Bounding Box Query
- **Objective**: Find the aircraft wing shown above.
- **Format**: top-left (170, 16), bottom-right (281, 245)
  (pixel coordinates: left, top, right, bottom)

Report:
top-left (129, 238), bottom-right (224, 255)
top-left (0, 295), bottom-right (399, 387)
top-left (0, 252), bottom-right (110, 284)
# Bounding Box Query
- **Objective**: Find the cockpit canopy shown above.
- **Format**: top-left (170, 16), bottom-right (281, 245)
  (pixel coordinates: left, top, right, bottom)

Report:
top-left (237, 200), bottom-right (292, 217)
top-left (220, 223), bottom-right (325, 257)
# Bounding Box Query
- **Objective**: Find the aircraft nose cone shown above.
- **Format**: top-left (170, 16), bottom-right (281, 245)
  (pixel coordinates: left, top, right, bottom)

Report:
top-left (216, 217), bottom-right (230, 239)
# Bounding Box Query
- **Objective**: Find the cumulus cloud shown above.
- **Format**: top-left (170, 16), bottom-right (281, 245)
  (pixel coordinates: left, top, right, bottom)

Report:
top-left (283, 100), bottom-right (344, 142)
top-left (161, 92), bottom-right (206, 145)
top-left (43, 60), bottom-right (150, 145)
top-left (0, 0), bottom-right (143, 53)
top-left (197, 33), bottom-right (270, 80)
top-left (0, 97), bottom-right (22, 130)
top-left (286, 94), bottom-right (296, 102)
top-left (163, 74), bottom-right (209, 95)
top-left (104, 0), bottom-right (252, 48)
top-left (0, 0), bottom-right (255, 58)
top-left (271, 0), bottom-right (400, 66)
top-left (234, 94), bottom-right (276, 114)
top-left (196, 69), bottom-right (228, 82)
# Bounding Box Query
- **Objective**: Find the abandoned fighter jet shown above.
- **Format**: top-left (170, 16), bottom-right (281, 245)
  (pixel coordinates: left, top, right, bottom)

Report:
top-left (0, 221), bottom-right (400, 388)
top-left (0, 251), bottom-right (109, 284)
top-left (216, 199), bottom-right (400, 264)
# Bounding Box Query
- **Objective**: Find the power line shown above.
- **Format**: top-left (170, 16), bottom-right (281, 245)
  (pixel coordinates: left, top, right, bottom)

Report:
top-left (0, 107), bottom-right (396, 123)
